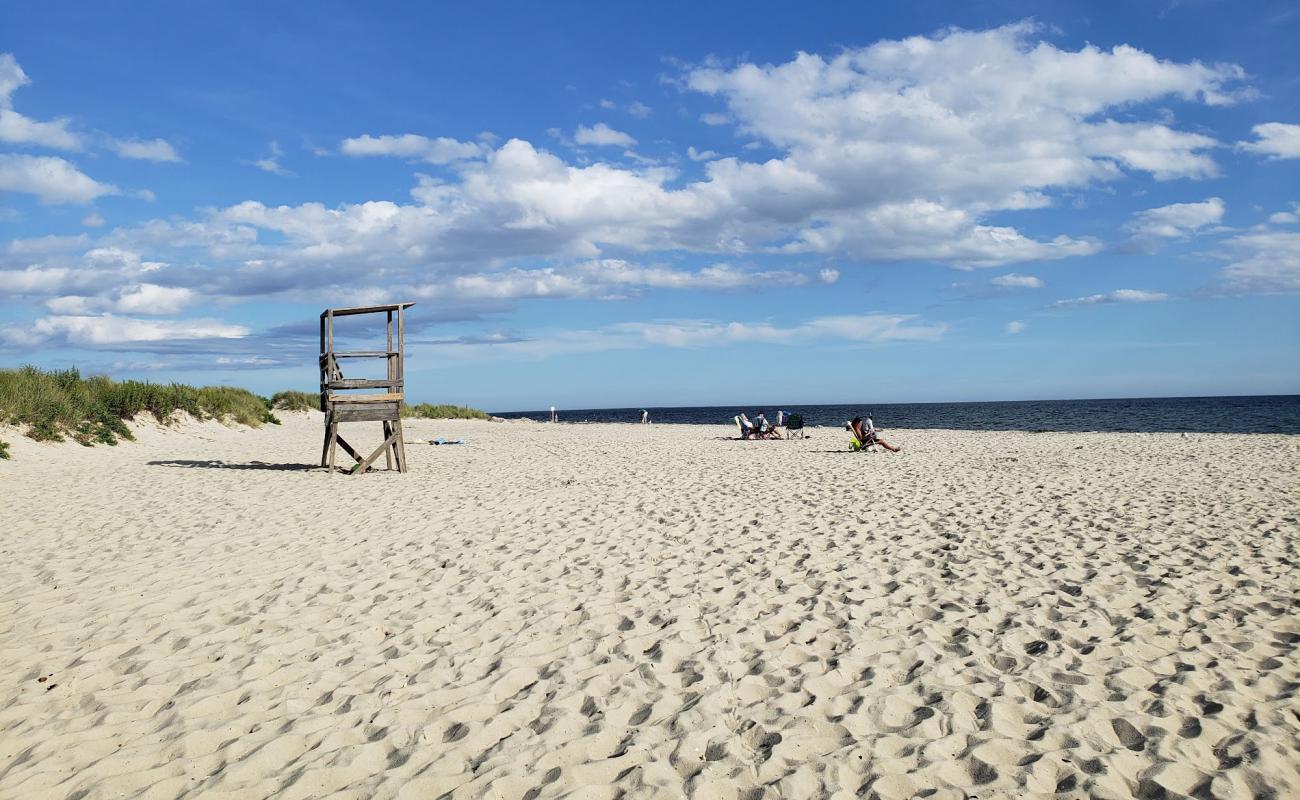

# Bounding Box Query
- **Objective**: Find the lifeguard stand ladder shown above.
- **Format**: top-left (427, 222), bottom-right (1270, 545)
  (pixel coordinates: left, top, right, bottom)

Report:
top-left (319, 303), bottom-right (415, 475)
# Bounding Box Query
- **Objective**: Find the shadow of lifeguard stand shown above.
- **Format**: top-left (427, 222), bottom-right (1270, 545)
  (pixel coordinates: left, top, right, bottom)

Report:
top-left (319, 303), bottom-right (414, 475)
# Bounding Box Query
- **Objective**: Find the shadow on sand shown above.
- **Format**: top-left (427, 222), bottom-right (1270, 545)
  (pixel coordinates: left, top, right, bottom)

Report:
top-left (147, 459), bottom-right (320, 471)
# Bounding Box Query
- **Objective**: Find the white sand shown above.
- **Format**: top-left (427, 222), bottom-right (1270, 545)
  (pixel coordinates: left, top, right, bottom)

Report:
top-left (1, 413), bottom-right (1297, 799)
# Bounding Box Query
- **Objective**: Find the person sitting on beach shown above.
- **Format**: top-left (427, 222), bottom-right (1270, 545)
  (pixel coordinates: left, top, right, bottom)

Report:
top-left (754, 412), bottom-right (782, 439)
top-left (850, 415), bottom-right (901, 452)
top-left (738, 412), bottom-right (756, 439)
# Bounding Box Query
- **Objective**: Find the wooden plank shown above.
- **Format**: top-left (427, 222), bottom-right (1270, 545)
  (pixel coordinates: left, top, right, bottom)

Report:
top-left (327, 379), bottom-right (401, 390)
top-left (382, 420), bottom-right (393, 471)
top-left (332, 404), bottom-right (400, 423)
top-left (321, 303), bottom-right (416, 318)
top-left (328, 392), bottom-right (403, 403)
top-left (334, 434), bottom-right (364, 464)
top-left (326, 351), bottom-right (398, 358)
top-left (351, 431), bottom-right (399, 475)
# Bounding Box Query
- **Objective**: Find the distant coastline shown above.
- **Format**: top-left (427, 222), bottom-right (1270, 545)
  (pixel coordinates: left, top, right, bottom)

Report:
top-left (494, 395), bottom-right (1300, 434)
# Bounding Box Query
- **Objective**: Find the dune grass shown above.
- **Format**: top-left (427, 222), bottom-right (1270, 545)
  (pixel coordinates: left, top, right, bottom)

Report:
top-left (402, 402), bottom-right (491, 420)
top-left (0, 367), bottom-right (492, 456)
top-left (0, 365), bottom-right (279, 447)
top-left (269, 390), bottom-right (322, 411)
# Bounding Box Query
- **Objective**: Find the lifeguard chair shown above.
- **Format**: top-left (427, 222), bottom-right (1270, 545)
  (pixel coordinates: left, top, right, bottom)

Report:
top-left (319, 303), bottom-right (414, 475)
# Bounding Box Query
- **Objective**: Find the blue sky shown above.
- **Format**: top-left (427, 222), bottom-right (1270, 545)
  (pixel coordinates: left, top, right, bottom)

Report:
top-left (2, 1), bottom-right (1298, 410)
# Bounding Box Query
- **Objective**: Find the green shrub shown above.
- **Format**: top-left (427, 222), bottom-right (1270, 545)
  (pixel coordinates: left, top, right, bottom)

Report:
top-left (0, 438), bottom-right (9, 459)
top-left (270, 390), bottom-right (321, 411)
top-left (402, 403), bottom-right (490, 420)
top-left (0, 365), bottom-right (281, 447)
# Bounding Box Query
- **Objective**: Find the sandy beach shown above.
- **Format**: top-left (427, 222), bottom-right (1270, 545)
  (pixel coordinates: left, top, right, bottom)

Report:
top-left (1, 413), bottom-right (1297, 799)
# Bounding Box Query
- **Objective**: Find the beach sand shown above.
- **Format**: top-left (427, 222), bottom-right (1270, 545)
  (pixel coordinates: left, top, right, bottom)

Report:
top-left (1, 413), bottom-right (1297, 799)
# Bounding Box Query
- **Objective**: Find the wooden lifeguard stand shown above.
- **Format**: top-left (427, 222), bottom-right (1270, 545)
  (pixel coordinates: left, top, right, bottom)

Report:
top-left (319, 303), bottom-right (415, 475)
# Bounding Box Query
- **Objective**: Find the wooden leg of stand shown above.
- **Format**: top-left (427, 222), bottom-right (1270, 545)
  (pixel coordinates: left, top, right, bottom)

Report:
top-left (393, 419), bottom-right (408, 473)
top-left (382, 421), bottom-right (394, 471)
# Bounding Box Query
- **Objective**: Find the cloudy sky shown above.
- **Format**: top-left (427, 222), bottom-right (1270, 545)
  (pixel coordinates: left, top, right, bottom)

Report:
top-left (2, 2), bottom-right (1298, 409)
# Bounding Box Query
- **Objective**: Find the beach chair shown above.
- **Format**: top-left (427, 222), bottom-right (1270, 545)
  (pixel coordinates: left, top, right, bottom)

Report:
top-left (786, 413), bottom-right (805, 439)
top-left (734, 416), bottom-right (748, 439)
top-left (847, 422), bottom-right (878, 452)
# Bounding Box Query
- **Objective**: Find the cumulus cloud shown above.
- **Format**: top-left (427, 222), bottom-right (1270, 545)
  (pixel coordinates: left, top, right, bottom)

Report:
top-left (109, 137), bottom-right (182, 163)
top-left (0, 53), bottom-right (82, 150)
top-left (1005, 320), bottom-right (1026, 334)
top-left (340, 133), bottom-right (486, 163)
top-left (1, 313), bottom-right (247, 348)
top-left (1214, 231), bottom-right (1300, 293)
top-left (991, 273), bottom-right (1044, 289)
top-left (573, 123), bottom-right (636, 147)
top-left (1127, 197), bottom-right (1224, 238)
top-left (1050, 289), bottom-right (1169, 308)
top-left (0, 153), bottom-right (117, 204)
top-left (1237, 122), bottom-right (1300, 159)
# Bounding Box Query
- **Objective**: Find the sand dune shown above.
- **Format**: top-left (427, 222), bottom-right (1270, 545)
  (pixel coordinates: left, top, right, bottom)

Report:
top-left (1, 413), bottom-right (1297, 799)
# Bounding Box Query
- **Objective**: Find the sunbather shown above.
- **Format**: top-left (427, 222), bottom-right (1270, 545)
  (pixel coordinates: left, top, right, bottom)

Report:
top-left (754, 412), bottom-right (782, 439)
top-left (850, 415), bottom-right (901, 452)
top-left (738, 412), bottom-right (756, 439)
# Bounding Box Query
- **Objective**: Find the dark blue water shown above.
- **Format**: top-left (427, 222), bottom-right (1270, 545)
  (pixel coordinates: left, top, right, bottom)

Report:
top-left (494, 396), bottom-right (1300, 434)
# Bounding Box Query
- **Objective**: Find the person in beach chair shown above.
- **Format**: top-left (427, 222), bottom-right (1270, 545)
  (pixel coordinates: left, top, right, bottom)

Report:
top-left (735, 412), bottom-right (756, 439)
top-left (849, 415), bottom-right (901, 453)
top-left (754, 411), bottom-right (782, 439)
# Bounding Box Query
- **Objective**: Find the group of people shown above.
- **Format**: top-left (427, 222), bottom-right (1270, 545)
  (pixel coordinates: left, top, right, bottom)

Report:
top-left (738, 410), bottom-right (901, 452)
top-left (737, 410), bottom-right (786, 439)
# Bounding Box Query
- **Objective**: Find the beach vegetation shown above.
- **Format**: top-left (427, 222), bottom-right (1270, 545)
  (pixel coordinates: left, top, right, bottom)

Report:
top-left (0, 437), bottom-right (9, 459)
top-left (402, 402), bottom-right (490, 420)
top-left (270, 390), bottom-right (322, 411)
top-left (0, 365), bottom-right (280, 447)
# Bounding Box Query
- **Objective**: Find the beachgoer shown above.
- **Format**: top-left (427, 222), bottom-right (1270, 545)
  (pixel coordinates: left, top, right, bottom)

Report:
top-left (754, 412), bottom-right (781, 439)
top-left (738, 412), bottom-right (756, 439)
top-left (641, 409), bottom-right (650, 424)
top-left (851, 415), bottom-right (901, 452)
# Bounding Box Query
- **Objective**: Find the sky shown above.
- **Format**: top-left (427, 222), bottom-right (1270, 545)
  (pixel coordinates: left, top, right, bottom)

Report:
top-left (2, 1), bottom-right (1298, 411)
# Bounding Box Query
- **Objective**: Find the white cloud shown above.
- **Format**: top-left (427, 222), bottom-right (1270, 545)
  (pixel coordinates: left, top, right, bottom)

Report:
top-left (991, 273), bottom-right (1044, 289)
top-left (1005, 320), bottom-right (1026, 334)
top-left (1215, 231), bottom-right (1300, 293)
top-left (417, 312), bottom-right (945, 365)
top-left (81, 211), bottom-right (105, 228)
top-left (110, 137), bottom-right (181, 163)
top-left (1238, 123), bottom-right (1300, 160)
top-left (0, 153), bottom-right (117, 204)
top-left (0, 108), bottom-right (81, 150)
top-left (1, 313), bottom-right (247, 347)
top-left (1127, 197), bottom-right (1224, 238)
top-left (0, 53), bottom-right (83, 151)
top-left (0, 53), bottom-right (26, 104)
top-left (1267, 210), bottom-right (1298, 225)
top-left (340, 133), bottom-right (485, 163)
top-left (1050, 288), bottom-right (1169, 308)
top-left (687, 146), bottom-right (719, 161)
top-left (573, 123), bottom-right (636, 147)
top-left (627, 101), bottom-right (652, 119)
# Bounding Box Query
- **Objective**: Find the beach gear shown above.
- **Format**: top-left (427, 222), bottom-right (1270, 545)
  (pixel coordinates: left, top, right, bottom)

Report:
top-left (786, 413), bottom-right (805, 439)
top-left (431, 438), bottom-right (464, 445)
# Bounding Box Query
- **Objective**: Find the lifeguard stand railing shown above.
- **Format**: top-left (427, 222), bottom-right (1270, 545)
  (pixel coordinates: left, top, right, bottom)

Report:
top-left (319, 303), bottom-right (414, 474)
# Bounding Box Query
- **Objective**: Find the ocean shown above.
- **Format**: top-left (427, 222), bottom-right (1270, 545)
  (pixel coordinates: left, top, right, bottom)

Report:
top-left (493, 395), bottom-right (1300, 435)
